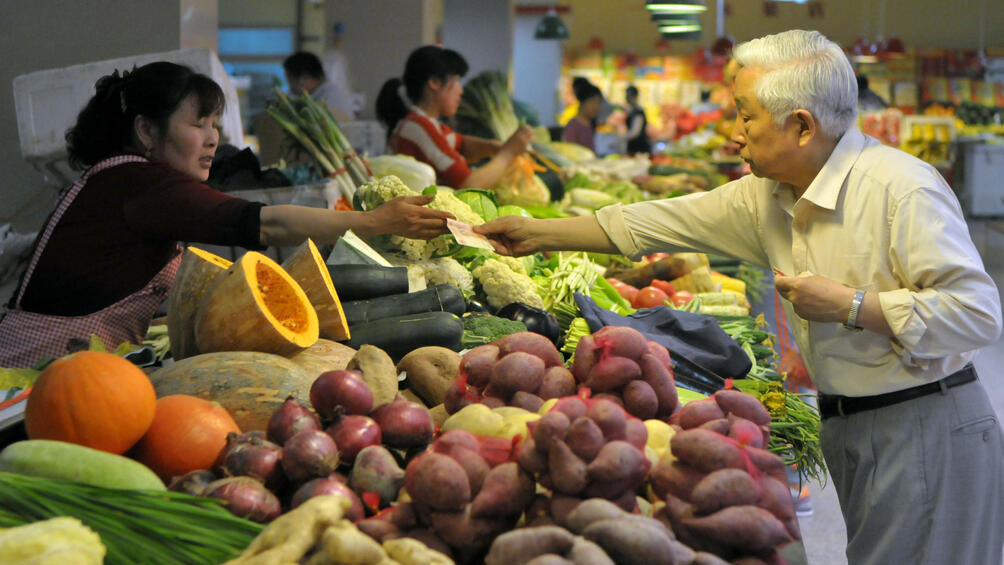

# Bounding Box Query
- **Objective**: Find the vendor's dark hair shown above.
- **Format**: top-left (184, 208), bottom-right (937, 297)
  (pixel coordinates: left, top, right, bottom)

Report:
top-left (626, 85), bottom-right (639, 99)
top-left (283, 51), bottom-right (325, 80)
top-left (65, 62), bottom-right (225, 170)
top-left (576, 83), bottom-right (603, 104)
top-left (376, 45), bottom-right (469, 139)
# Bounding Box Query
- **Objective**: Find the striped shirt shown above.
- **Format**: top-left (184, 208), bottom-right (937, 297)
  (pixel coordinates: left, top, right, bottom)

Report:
top-left (389, 108), bottom-right (470, 187)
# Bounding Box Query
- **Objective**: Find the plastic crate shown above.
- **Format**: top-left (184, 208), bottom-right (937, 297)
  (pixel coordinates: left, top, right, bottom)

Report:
top-left (13, 48), bottom-right (244, 177)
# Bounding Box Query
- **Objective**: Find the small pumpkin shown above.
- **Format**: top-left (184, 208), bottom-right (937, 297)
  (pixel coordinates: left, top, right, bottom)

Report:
top-left (133, 395), bottom-right (241, 481)
top-left (282, 239), bottom-right (351, 341)
top-left (195, 251), bottom-right (319, 355)
top-left (167, 246), bottom-right (232, 360)
top-left (25, 351), bottom-right (156, 454)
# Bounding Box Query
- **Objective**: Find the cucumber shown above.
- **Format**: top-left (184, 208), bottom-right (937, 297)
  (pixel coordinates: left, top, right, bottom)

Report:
top-left (345, 311), bottom-right (464, 361)
top-left (0, 440), bottom-right (166, 490)
top-left (341, 284), bottom-right (466, 326)
top-left (327, 264), bottom-right (409, 301)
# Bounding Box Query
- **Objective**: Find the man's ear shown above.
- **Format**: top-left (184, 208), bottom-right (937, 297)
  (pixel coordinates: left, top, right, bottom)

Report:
top-left (792, 109), bottom-right (817, 147)
top-left (133, 115), bottom-right (157, 153)
top-left (426, 76), bottom-right (444, 93)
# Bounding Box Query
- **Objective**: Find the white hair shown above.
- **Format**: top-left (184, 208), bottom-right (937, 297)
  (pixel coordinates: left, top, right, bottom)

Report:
top-left (733, 30), bottom-right (858, 137)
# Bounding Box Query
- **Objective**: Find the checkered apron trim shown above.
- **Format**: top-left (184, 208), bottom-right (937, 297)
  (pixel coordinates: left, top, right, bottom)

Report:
top-left (0, 156), bottom-right (182, 368)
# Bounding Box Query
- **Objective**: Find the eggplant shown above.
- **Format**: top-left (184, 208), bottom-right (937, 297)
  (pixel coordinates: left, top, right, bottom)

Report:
top-left (496, 302), bottom-right (560, 345)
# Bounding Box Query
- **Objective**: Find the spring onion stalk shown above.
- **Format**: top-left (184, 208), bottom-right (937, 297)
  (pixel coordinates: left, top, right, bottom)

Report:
top-left (561, 317), bottom-right (592, 357)
top-left (0, 472), bottom-right (262, 565)
top-left (456, 71), bottom-right (520, 140)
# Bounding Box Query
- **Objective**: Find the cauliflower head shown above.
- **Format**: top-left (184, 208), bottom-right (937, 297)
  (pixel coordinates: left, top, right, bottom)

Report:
top-left (473, 258), bottom-right (544, 309)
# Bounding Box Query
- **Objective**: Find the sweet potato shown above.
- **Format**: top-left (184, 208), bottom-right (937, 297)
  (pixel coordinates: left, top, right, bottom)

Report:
top-left (682, 505), bottom-right (792, 552)
top-left (677, 398), bottom-right (726, 430)
top-left (622, 380), bottom-right (657, 419)
top-left (743, 446), bottom-right (788, 484)
top-left (727, 414), bottom-right (765, 449)
top-left (586, 399), bottom-right (627, 441)
top-left (699, 417), bottom-right (731, 435)
top-left (624, 418), bottom-right (649, 450)
top-left (646, 340), bottom-right (672, 366)
top-left (429, 507), bottom-right (509, 553)
top-left (404, 453), bottom-right (470, 511)
top-left (549, 495), bottom-right (584, 526)
top-left (713, 389), bottom-right (770, 426)
top-left (517, 436), bottom-right (548, 475)
top-left (668, 540), bottom-right (696, 564)
top-left (651, 458), bottom-right (708, 501)
top-left (592, 326), bottom-right (650, 360)
top-left (552, 396), bottom-right (588, 422)
top-left (349, 445), bottom-right (406, 508)
top-left (512, 390), bottom-right (545, 413)
top-left (586, 441), bottom-right (647, 484)
top-left (585, 355), bottom-right (641, 392)
top-left (533, 410), bottom-right (571, 452)
top-left (591, 393), bottom-right (624, 407)
top-left (756, 475), bottom-right (795, 523)
top-left (571, 334), bottom-right (599, 382)
top-left (569, 537), bottom-right (615, 565)
top-left (491, 351), bottom-right (546, 398)
top-left (549, 439), bottom-right (588, 495)
top-left (639, 353), bottom-right (678, 418)
top-left (539, 366), bottom-right (577, 400)
top-left (434, 428), bottom-right (480, 452)
top-left (581, 519), bottom-right (675, 565)
top-left (565, 498), bottom-right (625, 534)
top-left (565, 417), bottom-right (604, 462)
top-left (692, 551), bottom-right (731, 565)
top-left (431, 442), bottom-right (489, 495)
top-left (660, 494), bottom-right (699, 549)
top-left (443, 378), bottom-right (476, 414)
top-left (690, 468), bottom-right (762, 516)
top-left (496, 332), bottom-right (564, 368)
top-left (470, 462), bottom-right (535, 518)
top-left (526, 555), bottom-right (575, 565)
top-left (484, 525), bottom-right (575, 565)
top-left (670, 428), bottom-right (746, 473)
top-left (459, 344), bottom-right (499, 388)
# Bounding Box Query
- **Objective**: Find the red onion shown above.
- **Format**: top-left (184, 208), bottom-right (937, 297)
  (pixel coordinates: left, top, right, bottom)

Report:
top-left (215, 433), bottom-right (285, 490)
top-left (311, 370), bottom-right (374, 419)
top-left (167, 469), bottom-right (217, 496)
top-left (370, 399), bottom-right (434, 449)
top-left (289, 478), bottom-right (365, 521)
top-left (203, 477), bottom-right (281, 522)
top-left (327, 415), bottom-right (382, 464)
top-left (267, 395), bottom-right (321, 445)
top-left (282, 429), bottom-right (340, 483)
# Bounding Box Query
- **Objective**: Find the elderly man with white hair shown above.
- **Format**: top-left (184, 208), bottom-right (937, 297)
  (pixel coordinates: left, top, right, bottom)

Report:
top-left (477, 29), bottom-right (1004, 564)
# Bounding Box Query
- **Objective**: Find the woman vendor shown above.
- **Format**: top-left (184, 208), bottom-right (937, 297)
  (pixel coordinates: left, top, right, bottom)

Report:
top-left (562, 82), bottom-right (603, 151)
top-left (375, 45), bottom-right (533, 189)
top-left (0, 62), bottom-right (453, 368)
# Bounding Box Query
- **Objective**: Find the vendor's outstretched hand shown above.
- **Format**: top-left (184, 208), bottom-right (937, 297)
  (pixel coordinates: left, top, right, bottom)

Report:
top-left (474, 215), bottom-right (539, 256)
top-left (501, 125), bottom-right (534, 157)
top-left (774, 271), bottom-right (855, 323)
top-left (371, 195), bottom-right (454, 240)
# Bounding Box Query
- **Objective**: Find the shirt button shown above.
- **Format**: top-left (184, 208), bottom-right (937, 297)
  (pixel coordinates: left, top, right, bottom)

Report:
top-left (985, 430), bottom-right (991, 442)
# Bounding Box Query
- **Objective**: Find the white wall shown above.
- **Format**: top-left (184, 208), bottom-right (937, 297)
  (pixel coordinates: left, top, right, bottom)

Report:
top-left (442, 0), bottom-right (513, 79)
top-left (0, 1), bottom-right (185, 233)
top-left (512, 14), bottom-right (563, 127)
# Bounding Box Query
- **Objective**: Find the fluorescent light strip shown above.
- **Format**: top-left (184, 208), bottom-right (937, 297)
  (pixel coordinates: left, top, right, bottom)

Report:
top-left (659, 23), bottom-right (702, 33)
top-left (645, 4), bottom-right (707, 14)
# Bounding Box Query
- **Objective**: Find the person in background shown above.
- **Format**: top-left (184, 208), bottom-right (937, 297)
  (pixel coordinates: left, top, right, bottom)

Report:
top-left (857, 74), bottom-right (888, 112)
top-left (0, 62), bottom-right (453, 368)
top-left (563, 82), bottom-right (603, 151)
top-left (376, 45), bottom-right (533, 189)
top-left (623, 85), bottom-right (651, 154)
top-left (283, 51), bottom-right (353, 120)
top-left (476, 30), bottom-right (1003, 565)
top-left (321, 21), bottom-right (356, 117)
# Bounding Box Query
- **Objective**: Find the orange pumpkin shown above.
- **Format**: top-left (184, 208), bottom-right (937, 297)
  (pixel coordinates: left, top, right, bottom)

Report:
top-left (133, 395), bottom-right (241, 480)
top-left (25, 351), bottom-right (156, 454)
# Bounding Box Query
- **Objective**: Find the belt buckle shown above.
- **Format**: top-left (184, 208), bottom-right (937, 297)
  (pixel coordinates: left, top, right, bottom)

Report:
top-left (836, 397), bottom-right (846, 418)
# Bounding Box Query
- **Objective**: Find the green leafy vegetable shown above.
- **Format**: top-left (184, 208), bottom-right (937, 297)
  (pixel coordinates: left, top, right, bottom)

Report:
top-left (461, 314), bottom-right (527, 348)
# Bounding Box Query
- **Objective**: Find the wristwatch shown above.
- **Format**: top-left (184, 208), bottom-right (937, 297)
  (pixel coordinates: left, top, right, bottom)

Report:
top-left (843, 290), bottom-right (866, 331)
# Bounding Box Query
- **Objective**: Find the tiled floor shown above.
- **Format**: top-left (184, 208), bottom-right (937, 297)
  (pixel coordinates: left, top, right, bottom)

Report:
top-left (792, 218), bottom-right (1004, 565)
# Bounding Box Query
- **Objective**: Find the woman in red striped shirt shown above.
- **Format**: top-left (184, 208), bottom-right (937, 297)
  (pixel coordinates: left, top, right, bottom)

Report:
top-left (376, 46), bottom-right (533, 189)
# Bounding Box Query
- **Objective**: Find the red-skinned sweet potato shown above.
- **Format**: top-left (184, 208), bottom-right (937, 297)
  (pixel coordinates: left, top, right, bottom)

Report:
top-left (651, 458), bottom-right (708, 501)
top-left (565, 498), bottom-right (626, 534)
top-left (683, 505), bottom-right (792, 552)
top-left (565, 417), bottom-right (605, 462)
top-left (624, 418), bottom-right (649, 450)
top-left (533, 410), bottom-right (571, 452)
top-left (586, 441), bottom-right (649, 487)
top-left (516, 436), bottom-right (548, 475)
top-left (429, 507), bottom-right (510, 554)
top-left (592, 326), bottom-right (650, 360)
top-left (512, 390), bottom-right (545, 413)
top-left (646, 340), bottom-right (672, 367)
top-left (727, 414), bottom-right (766, 449)
top-left (699, 417), bottom-right (732, 435)
top-left (491, 351), bottom-right (546, 398)
top-left (586, 399), bottom-right (627, 441)
top-left (460, 344), bottom-right (499, 388)
top-left (581, 518), bottom-right (676, 565)
top-left (639, 353), bottom-right (678, 418)
top-left (690, 468), bottom-right (762, 516)
top-left (756, 475), bottom-right (795, 523)
top-left (677, 397), bottom-right (727, 429)
top-left (571, 334), bottom-right (599, 382)
top-left (431, 442), bottom-right (490, 494)
top-left (548, 438), bottom-right (588, 495)
top-left (670, 428), bottom-right (746, 473)
top-left (743, 446), bottom-right (788, 483)
top-left (496, 332), bottom-right (564, 367)
top-left (623, 379), bottom-right (659, 420)
top-left (551, 396), bottom-right (588, 422)
top-left (570, 537), bottom-right (616, 565)
top-left (470, 462), bottom-right (535, 518)
top-left (713, 389), bottom-right (771, 426)
top-left (484, 526), bottom-right (575, 565)
top-left (585, 356), bottom-right (641, 392)
top-left (404, 452), bottom-right (470, 511)
top-left (548, 495), bottom-right (583, 526)
top-left (539, 366), bottom-right (577, 400)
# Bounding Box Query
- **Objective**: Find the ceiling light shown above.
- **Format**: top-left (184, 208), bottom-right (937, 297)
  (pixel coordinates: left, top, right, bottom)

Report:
top-left (534, 8), bottom-right (569, 40)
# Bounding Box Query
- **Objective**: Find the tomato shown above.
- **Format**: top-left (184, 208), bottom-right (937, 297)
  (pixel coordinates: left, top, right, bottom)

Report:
top-left (650, 279), bottom-right (676, 297)
top-left (633, 286), bottom-right (670, 309)
top-left (616, 284), bottom-right (639, 304)
top-left (606, 277), bottom-right (625, 288)
top-left (671, 290), bottom-right (695, 307)
top-left (646, 253), bottom-right (671, 263)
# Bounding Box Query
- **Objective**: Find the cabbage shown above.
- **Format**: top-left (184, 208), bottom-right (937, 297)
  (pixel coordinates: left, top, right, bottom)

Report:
top-left (367, 154), bottom-right (437, 192)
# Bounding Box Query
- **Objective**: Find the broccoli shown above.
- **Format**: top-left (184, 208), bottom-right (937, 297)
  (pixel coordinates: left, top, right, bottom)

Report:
top-left (461, 314), bottom-right (527, 349)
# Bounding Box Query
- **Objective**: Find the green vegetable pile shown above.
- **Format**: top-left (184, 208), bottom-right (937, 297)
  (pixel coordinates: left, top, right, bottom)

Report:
top-left (461, 314), bottom-right (527, 349)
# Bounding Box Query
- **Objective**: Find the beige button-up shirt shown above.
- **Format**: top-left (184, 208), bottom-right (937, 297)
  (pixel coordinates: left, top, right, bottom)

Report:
top-left (596, 127), bottom-right (1002, 396)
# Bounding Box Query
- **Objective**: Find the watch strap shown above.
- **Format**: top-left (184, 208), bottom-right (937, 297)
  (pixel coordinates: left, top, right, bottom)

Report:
top-left (844, 290), bottom-right (866, 331)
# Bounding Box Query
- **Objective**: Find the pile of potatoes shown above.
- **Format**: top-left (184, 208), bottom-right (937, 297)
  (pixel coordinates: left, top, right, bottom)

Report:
top-left (516, 396), bottom-right (651, 512)
top-left (651, 390), bottom-right (799, 562)
top-left (444, 332), bottom-right (577, 414)
top-left (572, 326), bottom-right (680, 420)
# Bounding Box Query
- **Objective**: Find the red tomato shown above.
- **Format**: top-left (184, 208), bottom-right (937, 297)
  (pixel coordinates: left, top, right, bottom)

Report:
top-left (606, 277), bottom-right (625, 288)
top-left (633, 286), bottom-right (670, 309)
top-left (650, 279), bottom-right (676, 297)
top-left (616, 284), bottom-right (639, 304)
top-left (671, 290), bottom-right (696, 307)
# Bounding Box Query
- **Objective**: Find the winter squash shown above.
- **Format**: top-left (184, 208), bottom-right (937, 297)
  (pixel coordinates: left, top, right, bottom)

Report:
top-left (149, 351), bottom-right (314, 432)
top-left (132, 395), bottom-right (241, 481)
top-left (195, 251), bottom-right (319, 356)
top-left (167, 246), bottom-right (232, 360)
top-left (281, 239), bottom-right (351, 341)
top-left (24, 351), bottom-right (156, 454)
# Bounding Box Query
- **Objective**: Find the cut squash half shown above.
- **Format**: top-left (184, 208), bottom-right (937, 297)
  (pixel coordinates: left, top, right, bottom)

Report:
top-left (167, 247), bottom-right (233, 360)
top-left (281, 239), bottom-right (351, 341)
top-left (195, 251), bottom-right (319, 356)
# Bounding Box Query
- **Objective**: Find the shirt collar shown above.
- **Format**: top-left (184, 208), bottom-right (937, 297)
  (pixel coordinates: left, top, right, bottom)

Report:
top-left (797, 126), bottom-right (866, 211)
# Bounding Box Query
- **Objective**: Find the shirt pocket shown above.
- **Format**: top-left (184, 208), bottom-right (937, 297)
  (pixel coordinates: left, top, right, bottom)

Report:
top-left (816, 253), bottom-right (879, 291)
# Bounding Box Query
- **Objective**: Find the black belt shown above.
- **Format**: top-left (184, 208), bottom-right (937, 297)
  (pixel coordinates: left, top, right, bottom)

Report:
top-left (819, 364), bottom-right (977, 420)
